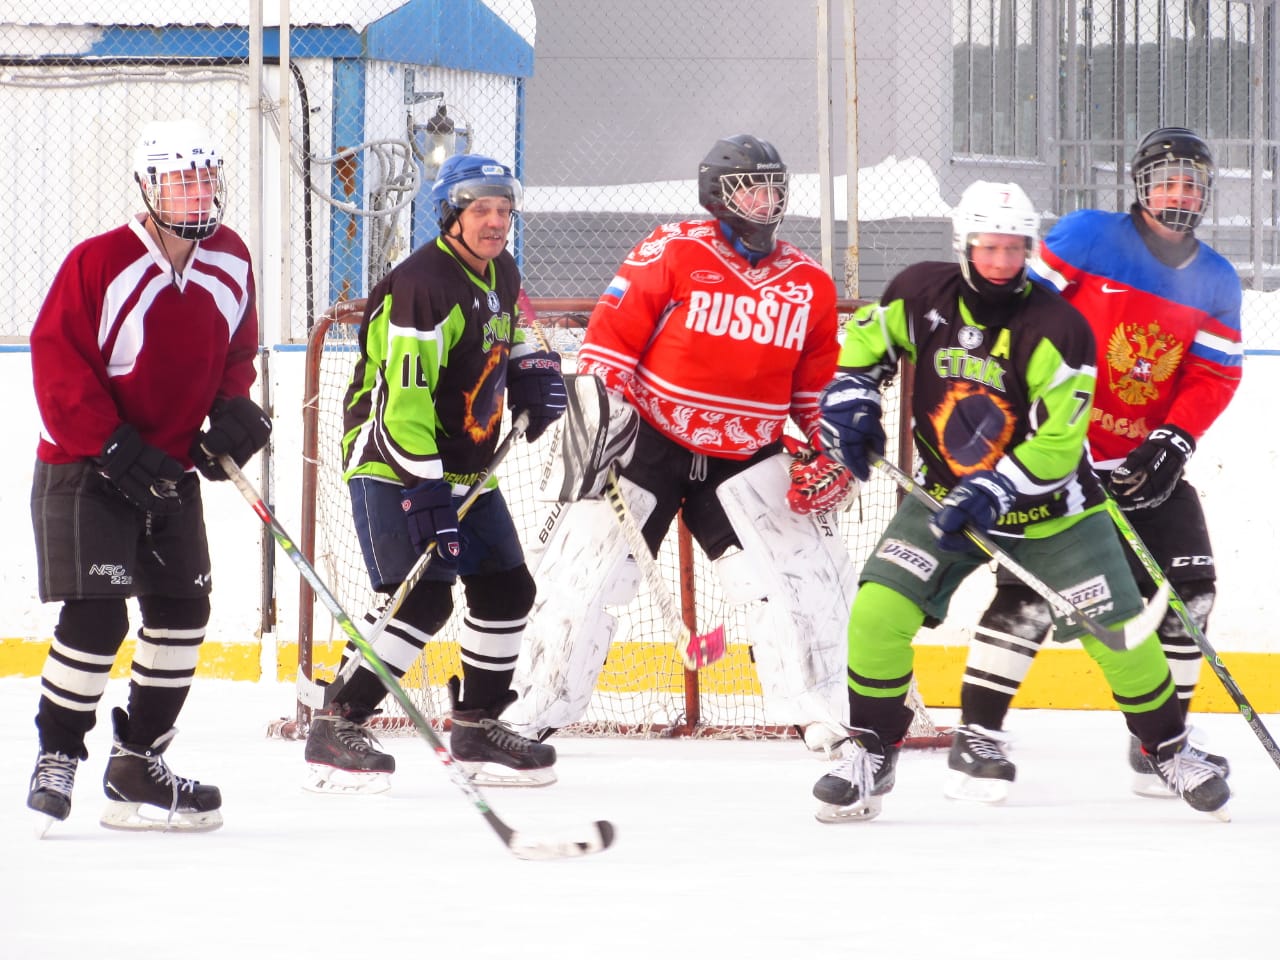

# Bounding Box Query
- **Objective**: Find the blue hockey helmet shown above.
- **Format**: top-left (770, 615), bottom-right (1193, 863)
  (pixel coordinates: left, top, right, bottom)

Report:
top-left (429, 154), bottom-right (522, 233)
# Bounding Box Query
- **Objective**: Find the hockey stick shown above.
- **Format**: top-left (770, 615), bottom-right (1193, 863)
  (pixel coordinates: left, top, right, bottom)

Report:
top-left (520, 306), bottom-right (726, 669)
top-left (221, 455), bottom-right (616, 860)
top-left (1105, 497), bottom-right (1280, 772)
top-left (873, 456), bottom-right (1168, 652)
top-left (296, 411), bottom-right (530, 709)
top-left (602, 465), bottom-right (727, 669)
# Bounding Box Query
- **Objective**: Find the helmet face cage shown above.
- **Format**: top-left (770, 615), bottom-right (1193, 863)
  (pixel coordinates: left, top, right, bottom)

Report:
top-left (1132, 128), bottom-right (1214, 233)
top-left (133, 121), bottom-right (226, 242)
top-left (698, 134), bottom-right (788, 253)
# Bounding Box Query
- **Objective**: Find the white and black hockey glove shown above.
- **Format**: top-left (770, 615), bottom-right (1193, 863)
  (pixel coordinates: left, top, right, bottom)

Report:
top-left (1107, 424), bottom-right (1194, 511)
top-left (97, 423), bottom-right (185, 515)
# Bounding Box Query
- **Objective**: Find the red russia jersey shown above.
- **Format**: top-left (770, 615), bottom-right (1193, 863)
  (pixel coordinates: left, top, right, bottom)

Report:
top-left (32, 217), bottom-right (259, 466)
top-left (1033, 209), bottom-right (1243, 467)
top-left (577, 219), bottom-right (839, 460)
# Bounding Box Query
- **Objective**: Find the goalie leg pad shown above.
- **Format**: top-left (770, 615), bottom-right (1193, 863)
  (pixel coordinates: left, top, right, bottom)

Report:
top-left (715, 453), bottom-right (855, 731)
top-left (508, 485), bottom-right (654, 737)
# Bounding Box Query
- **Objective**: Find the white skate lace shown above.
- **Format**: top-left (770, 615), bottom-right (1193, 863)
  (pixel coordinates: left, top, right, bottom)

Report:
top-left (34, 752), bottom-right (78, 795)
top-left (1158, 742), bottom-right (1226, 794)
top-left (333, 718), bottom-right (383, 754)
top-left (825, 741), bottom-right (881, 798)
top-left (479, 718), bottom-right (539, 755)
top-left (961, 725), bottom-right (1010, 762)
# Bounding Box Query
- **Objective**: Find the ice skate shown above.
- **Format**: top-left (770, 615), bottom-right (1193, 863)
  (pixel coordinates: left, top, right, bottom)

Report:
top-left (812, 727), bottom-right (900, 823)
top-left (1129, 731), bottom-right (1229, 799)
top-left (944, 724), bottom-right (1015, 803)
top-left (449, 677), bottom-right (557, 787)
top-left (28, 750), bottom-right (79, 838)
top-left (303, 707), bottom-right (395, 794)
top-left (1144, 731), bottom-right (1232, 820)
top-left (101, 708), bottom-right (223, 832)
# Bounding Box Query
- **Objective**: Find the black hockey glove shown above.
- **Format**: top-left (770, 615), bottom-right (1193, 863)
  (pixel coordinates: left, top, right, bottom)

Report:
top-left (929, 470), bottom-right (1017, 553)
top-left (817, 373), bottom-right (885, 482)
top-left (97, 423), bottom-right (185, 515)
top-left (401, 479), bottom-right (461, 574)
top-left (507, 349), bottom-right (568, 442)
top-left (1107, 425), bottom-right (1194, 511)
top-left (191, 395), bottom-right (273, 481)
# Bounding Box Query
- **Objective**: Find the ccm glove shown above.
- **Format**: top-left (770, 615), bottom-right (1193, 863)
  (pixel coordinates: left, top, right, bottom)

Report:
top-left (401, 479), bottom-right (461, 572)
top-left (191, 395), bottom-right (273, 481)
top-left (782, 435), bottom-right (855, 515)
top-left (1107, 425), bottom-right (1194, 511)
top-left (507, 349), bottom-right (568, 442)
top-left (97, 424), bottom-right (184, 515)
top-left (817, 373), bottom-right (885, 482)
top-left (929, 470), bottom-right (1017, 553)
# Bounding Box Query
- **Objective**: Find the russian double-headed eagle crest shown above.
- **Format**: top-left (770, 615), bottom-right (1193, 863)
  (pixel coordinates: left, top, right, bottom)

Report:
top-left (1106, 323), bottom-right (1183, 405)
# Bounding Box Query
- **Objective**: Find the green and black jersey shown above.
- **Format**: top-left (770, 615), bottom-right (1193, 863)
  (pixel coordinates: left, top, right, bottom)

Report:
top-left (839, 260), bottom-right (1106, 538)
top-left (341, 237), bottom-right (527, 491)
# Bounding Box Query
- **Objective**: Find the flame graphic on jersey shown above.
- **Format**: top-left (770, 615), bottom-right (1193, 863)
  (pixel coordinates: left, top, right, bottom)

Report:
top-left (929, 381), bottom-right (1015, 475)
top-left (1106, 323), bottom-right (1183, 406)
top-left (462, 349), bottom-right (505, 443)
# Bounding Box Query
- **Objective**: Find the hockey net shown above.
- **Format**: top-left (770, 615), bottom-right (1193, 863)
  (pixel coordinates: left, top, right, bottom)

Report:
top-left (274, 297), bottom-right (950, 747)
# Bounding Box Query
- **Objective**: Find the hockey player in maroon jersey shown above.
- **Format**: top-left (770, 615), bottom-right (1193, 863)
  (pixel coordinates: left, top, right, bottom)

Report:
top-left (950, 128), bottom-right (1242, 803)
top-left (510, 134), bottom-right (859, 749)
top-left (26, 119), bottom-right (270, 834)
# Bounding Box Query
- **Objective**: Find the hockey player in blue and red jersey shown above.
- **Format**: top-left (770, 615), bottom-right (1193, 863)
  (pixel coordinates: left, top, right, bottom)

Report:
top-left (949, 128), bottom-right (1243, 803)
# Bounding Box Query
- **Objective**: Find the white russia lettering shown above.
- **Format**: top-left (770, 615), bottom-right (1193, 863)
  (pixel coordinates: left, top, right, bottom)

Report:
top-left (684, 290), bottom-right (809, 349)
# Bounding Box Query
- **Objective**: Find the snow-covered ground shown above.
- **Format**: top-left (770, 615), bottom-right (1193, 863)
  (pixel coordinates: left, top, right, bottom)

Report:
top-left (2, 675), bottom-right (1276, 960)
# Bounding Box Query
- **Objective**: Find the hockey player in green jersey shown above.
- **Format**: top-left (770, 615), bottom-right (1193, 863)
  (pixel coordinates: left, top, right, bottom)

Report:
top-left (809, 180), bottom-right (1230, 822)
top-left (302, 155), bottom-right (567, 792)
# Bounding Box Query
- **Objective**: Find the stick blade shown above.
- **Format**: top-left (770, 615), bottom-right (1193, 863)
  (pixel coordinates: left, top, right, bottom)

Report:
top-left (680, 624), bottom-right (728, 670)
top-left (507, 819), bottom-right (617, 860)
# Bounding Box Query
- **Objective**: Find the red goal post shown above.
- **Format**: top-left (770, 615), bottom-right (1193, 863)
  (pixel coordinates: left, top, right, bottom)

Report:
top-left (275, 296), bottom-right (949, 747)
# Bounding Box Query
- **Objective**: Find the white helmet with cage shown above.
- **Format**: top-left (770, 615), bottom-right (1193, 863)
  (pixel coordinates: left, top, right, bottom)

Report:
top-left (133, 119), bottom-right (226, 242)
top-left (951, 180), bottom-right (1040, 299)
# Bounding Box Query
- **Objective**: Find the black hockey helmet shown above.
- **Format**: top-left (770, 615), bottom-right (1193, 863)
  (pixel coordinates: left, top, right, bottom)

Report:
top-left (1131, 126), bottom-right (1214, 233)
top-left (698, 134), bottom-right (788, 254)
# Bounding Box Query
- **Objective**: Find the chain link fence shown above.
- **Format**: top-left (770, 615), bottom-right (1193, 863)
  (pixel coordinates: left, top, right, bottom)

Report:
top-left (3, 0), bottom-right (1278, 343)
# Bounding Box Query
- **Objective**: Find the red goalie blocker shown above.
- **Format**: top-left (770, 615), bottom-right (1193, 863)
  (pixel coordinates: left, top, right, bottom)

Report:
top-left (782, 435), bottom-right (856, 515)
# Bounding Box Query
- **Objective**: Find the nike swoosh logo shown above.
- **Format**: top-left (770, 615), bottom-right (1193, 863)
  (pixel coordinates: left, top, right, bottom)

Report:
top-left (1100, 283), bottom-right (1127, 294)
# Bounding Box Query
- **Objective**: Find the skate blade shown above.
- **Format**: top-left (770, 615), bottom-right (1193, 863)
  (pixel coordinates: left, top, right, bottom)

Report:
top-left (32, 812), bottom-right (61, 839)
top-left (1130, 771), bottom-right (1177, 799)
top-left (302, 765), bottom-right (391, 795)
top-left (100, 801), bottom-right (223, 833)
top-left (1207, 803), bottom-right (1231, 823)
top-left (458, 761), bottom-right (557, 788)
top-left (943, 770), bottom-right (1011, 804)
top-left (814, 796), bottom-right (883, 824)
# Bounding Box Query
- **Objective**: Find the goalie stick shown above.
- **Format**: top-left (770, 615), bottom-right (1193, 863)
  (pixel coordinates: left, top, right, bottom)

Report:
top-left (221, 454), bottom-right (616, 860)
top-left (1105, 498), bottom-right (1280, 772)
top-left (874, 456), bottom-right (1168, 652)
top-left (521, 310), bottom-right (726, 669)
top-left (296, 411), bottom-right (531, 709)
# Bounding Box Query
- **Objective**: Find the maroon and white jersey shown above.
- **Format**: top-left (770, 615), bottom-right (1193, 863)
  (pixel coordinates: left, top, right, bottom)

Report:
top-left (578, 219), bottom-right (839, 460)
top-left (31, 216), bottom-right (258, 466)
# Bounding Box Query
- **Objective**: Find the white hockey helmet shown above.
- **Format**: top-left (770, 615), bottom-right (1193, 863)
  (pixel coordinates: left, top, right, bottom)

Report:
top-left (133, 119), bottom-right (226, 241)
top-left (951, 181), bottom-right (1039, 298)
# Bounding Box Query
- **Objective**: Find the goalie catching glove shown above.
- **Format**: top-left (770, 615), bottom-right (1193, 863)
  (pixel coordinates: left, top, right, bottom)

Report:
top-left (507, 349), bottom-right (567, 442)
top-left (929, 470), bottom-right (1016, 552)
top-left (781, 435), bottom-right (855, 515)
top-left (1107, 424), bottom-right (1194, 511)
top-left (190, 395), bottom-right (272, 481)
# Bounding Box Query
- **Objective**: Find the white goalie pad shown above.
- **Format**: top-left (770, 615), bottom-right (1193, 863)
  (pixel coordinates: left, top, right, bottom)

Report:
top-left (715, 453), bottom-right (855, 731)
top-left (508, 482), bottom-right (653, 737)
